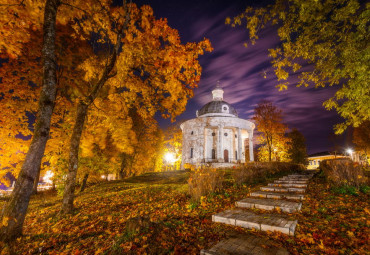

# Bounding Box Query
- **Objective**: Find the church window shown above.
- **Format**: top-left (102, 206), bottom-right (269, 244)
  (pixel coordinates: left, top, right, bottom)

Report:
top-left (224, 133), bottom-right (228, 136)
top-left (235, 134), bottom-right (237, 138)
top-left (212, 132), bottom-right (216, 136)
top-left (191, 131), bottom-right (194, 135)
top-left (212, 149), bottom-right (216, 159)
top-left (190, 148), bottom-right (193, 158)
top-left (235, 151), bottom-right (238, 160)
top-left (223, 107), bottom-right (227, 110)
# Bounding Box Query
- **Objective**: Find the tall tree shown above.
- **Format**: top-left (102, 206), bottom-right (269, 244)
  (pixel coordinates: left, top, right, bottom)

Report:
top-left (61, 3), bottom-right (212, 213)
top-left (228, 0), bottom-right (370, 133)
top-left (288, 128), bottom-right (308, 165)
top-left (253, 100), bottom-right (288, 162)
top-left (118, 109), bottom-right (164, 178)
top-left (0, 0), bottom-right (61, 241)
top-left (0, 0), bottom-right (106, 241)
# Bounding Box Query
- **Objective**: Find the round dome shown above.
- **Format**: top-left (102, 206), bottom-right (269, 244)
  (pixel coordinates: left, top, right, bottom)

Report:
top-left (197, 100), bottom-right (238, 117)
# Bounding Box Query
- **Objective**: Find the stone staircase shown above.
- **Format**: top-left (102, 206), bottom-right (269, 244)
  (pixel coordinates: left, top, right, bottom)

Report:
top-left (201, 172), bottom-right (315, 255)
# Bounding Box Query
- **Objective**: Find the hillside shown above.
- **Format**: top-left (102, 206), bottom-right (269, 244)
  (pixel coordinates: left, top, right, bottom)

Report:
top-left (0, 170), bottom-right (368, 254)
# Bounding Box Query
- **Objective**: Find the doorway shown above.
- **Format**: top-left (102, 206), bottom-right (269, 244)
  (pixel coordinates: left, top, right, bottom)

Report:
top-left (224, 149), bottom-right (229, 163)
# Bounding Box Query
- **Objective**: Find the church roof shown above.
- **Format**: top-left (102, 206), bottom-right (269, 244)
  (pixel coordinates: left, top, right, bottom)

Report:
top-left (197, 83), bottom-right (238, 117)
top-left (198, 100), bottom-right (238, 117)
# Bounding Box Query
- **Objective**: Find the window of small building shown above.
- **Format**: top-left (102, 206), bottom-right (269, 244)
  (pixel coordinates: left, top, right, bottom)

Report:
top-left (190, 148), bottom-right (193, 158)
top-left (314, 160), bottom-right (316, 165)
top-left (212, 149), bottom-right (216, 159)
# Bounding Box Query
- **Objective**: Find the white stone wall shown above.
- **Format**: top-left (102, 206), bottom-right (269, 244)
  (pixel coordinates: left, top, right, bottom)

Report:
top-left (180, 116), bottom-right (255, 168)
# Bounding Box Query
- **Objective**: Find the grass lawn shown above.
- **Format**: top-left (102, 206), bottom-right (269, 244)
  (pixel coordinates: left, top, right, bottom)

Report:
top-left (0, 170), bottom-right (368, 254)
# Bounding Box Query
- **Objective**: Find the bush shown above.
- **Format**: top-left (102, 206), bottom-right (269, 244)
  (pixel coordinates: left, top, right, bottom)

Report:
top-left (231, 162), bottom-right (302, 186)
top-left (188, 167), bottom-right (224, 201)
top-left (320, 159), bottom-right (368, 189)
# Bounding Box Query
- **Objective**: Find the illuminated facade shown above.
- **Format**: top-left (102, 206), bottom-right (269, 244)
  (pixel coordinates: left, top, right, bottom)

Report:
top-left (180, 85), bottom-right (255, 168)
top-left (307, 151), bottom-right (347, 169)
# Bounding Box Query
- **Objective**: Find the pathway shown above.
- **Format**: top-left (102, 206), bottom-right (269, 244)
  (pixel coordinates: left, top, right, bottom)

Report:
top-left (201, 172), bottom-right (315, 255)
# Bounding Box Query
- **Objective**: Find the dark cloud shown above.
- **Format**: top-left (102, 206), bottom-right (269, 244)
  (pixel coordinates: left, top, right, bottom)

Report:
top-left (137, 0), bottom-right (349, 154)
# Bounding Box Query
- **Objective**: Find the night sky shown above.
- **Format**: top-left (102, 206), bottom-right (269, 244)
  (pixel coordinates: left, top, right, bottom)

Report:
top-left (135, 0), bottom-right (351, 155)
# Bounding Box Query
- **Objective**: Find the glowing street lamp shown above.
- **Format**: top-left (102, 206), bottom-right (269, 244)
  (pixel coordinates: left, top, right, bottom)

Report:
top-left (164, 152), bottom-right (176, 163)
top-left (346, 148), bottom-right (353, 160)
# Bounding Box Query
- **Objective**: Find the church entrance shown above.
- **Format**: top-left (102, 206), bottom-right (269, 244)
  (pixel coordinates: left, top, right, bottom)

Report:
top-left (224, 149), bottom-right (229, 163)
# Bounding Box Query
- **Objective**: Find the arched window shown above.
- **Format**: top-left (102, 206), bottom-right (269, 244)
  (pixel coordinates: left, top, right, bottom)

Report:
top-left (190, 148), bottom-right (193, 158)
top-left (212, 149), bottom-right (216, 159)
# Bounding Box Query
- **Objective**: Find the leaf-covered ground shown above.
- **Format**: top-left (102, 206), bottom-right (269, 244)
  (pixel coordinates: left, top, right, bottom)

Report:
top-left (0, 171), bottom-right (368, 254)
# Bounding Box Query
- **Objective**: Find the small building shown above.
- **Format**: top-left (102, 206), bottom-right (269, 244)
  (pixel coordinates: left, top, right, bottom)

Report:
top-left (307, 151), bottom-right (347, 169)
top-left (180, 85), bottom-right (255, 168)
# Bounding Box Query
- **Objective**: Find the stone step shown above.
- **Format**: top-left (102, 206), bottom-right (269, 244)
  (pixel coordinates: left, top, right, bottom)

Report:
top-left (280, 177), bottom-right (310, 181)
top-left (212, 209), bottom-right (297, 235)
top-left (250, 191), bottom-right (305, 200)
top-left (236, 197), bottom-right (302, 213)
top-left (288, 174), bottom-right (313, 177)
top-left (274, 180), bottom-right (308, 184)
top-left (200, 234), bottom-right (289, 255)
top-left (268, 183), bottom-right (307, 188)
top-left (260, 186), bottom-right (306, 193)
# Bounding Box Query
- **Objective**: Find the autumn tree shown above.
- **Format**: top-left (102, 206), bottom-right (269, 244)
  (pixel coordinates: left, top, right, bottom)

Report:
top-left (60, 3), bottom-right (212, 213)
top-left (288, 128), bottom-right (308, 165)
top-left (118, 109), bottom-right (164, 178)
top-left (0, 0), bottom-right (114, 241)
top-left (253, 101), bottom-right (289, 162)
top-left (0, 0), bottom-right (63, 241)
top-left (228, 0), bottom-right (370, 133)
top-left (353, 121), bottom-right (370, 164)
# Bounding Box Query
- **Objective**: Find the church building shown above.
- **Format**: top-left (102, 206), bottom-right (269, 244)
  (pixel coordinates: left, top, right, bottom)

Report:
top-left (180, 85), bottom-right (255, 168)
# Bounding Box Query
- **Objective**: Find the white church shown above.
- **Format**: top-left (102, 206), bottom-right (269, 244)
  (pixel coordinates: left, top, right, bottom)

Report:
top-left (180, 84), bottom-right (255, 168)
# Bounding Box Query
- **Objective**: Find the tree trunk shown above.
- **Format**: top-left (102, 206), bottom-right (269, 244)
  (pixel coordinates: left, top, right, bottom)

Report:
top-left (0, 0), bottom-right (60, 242)
top-left (79, 173), bottom-right (89, 193)
top-left (60, 3), bottom-right (130, 214)
top-left (119, 153), bottom-right (129, 180)
top-left (61, 102), bottom-right (89, 213)
top-left (32, 167), bottom-right (41, 195)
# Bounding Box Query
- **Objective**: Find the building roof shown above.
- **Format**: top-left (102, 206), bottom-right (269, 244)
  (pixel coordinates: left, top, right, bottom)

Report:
top-left (197, 100), bottom-right (238, 117)
top-left (197, 84), bottom-right (238, 117)
top-left (308, 151), bottom-right (345, 157)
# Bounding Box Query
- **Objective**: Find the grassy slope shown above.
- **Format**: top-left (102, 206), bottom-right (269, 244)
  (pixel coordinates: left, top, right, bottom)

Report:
top-left (0, 171), bottom-right (368, 254)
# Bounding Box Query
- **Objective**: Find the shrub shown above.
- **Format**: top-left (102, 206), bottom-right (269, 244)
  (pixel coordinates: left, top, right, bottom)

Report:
top-left (231, 162), bottom-right (301, 186)
top-left (188, 167), bottom-right (224, 201)
top-left (320, 159), bottom-right (368, 188)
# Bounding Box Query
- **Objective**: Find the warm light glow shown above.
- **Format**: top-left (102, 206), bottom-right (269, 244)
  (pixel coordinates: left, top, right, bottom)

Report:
top-left (346, 148), bottom-right (353, 154)
top-left (101, 175), bottom-right (106, 179)
top-left (43, 170), bottom-right (54, 184)
top-left (164, 152), bottom-right (176, 163)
